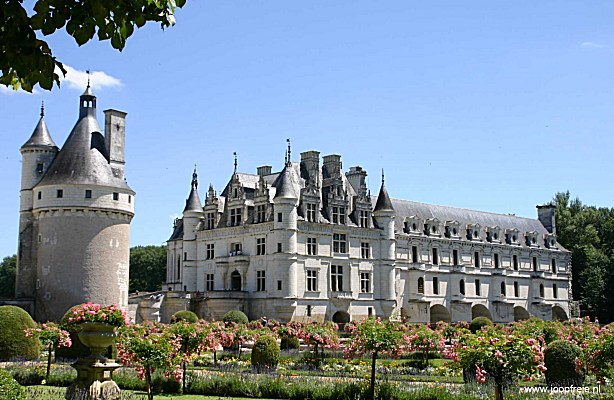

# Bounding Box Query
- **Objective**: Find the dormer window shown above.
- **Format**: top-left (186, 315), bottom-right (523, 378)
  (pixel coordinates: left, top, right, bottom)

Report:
top-left (425, 219), bottom-right (441, 237)
top-left (486, 226), bottom-right (501, 243)
top-left (230, 207), bottom-right (242, 226)
top-left (206, 212), bottom-right (216, 229)
top-left (544, 233), bottom-right (558, 249)
top-left (306, 203), bottom-right (317, 222)
top-left (358, 210), bottom-right (370, 228)
top-left (466, 224), bottom-right (481, 241)
top-left (331, 206), bottom-right (346, 224)
top-left (445, 221), bottom-right (461, 239)
top-left (404, 216), bottom-right (422, 235)
top-left (525, 231), bottom-right (539, 247)
top-left (256, 204), bottom-right (267, 223)
top-left (505, 228), bottom-right (520, 245)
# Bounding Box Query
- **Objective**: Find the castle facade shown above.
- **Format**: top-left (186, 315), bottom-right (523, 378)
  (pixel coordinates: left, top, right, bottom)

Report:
top-left (16, 86), bottom-right (135, 322)
top-left (165, 148), bottom-right (571, 324)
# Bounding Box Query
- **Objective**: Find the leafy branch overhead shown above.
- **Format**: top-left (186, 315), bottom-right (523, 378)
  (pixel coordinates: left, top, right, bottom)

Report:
top-left (0, 0), bottom-right (186, 92)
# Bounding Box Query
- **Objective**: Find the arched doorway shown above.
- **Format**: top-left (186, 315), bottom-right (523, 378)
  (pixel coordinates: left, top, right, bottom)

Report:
top-left (552, 305), bottom-right (568, 321)
top-left (471, 304), bottom-right (492, 321)
top-left (332, 311), bottom-right (350, 330)
top-left (430, 304), bottom-right (451, 323)
top-left (230, 270), bottom-right (242, 291)
top-left (514, 306), bottom-right (530, 321)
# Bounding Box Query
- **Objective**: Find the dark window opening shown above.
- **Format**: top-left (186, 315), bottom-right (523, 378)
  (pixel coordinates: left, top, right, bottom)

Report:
top-left (475, 279), bottom-right (481, 296)
top-left (113, 192), bottom-right (119, 201)
top-left (417, 277), bottom-right (424, 294)
top-left (57, 189), bottom-right (63, 198)
top-left (85, 189), bottom-right (92, 199)
top-left (412, 246), bottom-right (419, 263)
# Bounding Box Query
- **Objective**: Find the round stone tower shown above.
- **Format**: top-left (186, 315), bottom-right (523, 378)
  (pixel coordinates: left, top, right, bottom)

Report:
top-left (16, 84), bottom-right (135, 322)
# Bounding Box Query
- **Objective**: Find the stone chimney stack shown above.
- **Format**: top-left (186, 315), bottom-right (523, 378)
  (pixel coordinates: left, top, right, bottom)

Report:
top-left (300, 151), bottom-right (321, 187)
top-left (536, 204), bottom-right (557, 234)
top-left (322, 154), bottom-right (342, 179)
top-left (257, 165), bottom-right (272, 176)
top-left (104, 109), bottom-right (127, 180)
top-left (346, 166), bottom-right (367, 196)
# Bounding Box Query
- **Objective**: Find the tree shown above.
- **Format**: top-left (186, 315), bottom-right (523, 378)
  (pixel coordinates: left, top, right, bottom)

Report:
top-left (0, 255), bottom-right (17, 299)
top-left (1, 0), bottom-right (186, 92)
top-left (345, 318), bottom-right (404, 400)
top-left (447, 324), bottom-right (546, 400)
top-left (24, 322), bottom-right (72, 382)
top-left (129, 245), bottom-right (166, 292)
top-left (116, 322), bottom-right (182, 400)
top-left (553, 192), bottom-right (614, 322)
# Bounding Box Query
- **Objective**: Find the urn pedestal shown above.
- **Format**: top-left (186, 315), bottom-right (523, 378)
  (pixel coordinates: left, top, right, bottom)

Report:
top-left (66, 323), bottom-right (122, 400)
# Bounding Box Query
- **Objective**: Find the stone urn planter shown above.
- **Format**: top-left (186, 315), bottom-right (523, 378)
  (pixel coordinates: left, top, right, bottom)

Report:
top-left (77, 322), bottom-right (117, 360)
top-left (66, 323), bottom-right (122, 400)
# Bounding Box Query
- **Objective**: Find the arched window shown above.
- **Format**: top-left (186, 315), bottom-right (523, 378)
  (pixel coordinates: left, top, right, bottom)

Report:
top-left (417, 277), bottom-right (424, 294)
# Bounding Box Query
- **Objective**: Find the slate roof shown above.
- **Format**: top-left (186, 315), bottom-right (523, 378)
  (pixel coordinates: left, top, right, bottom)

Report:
top-left (169, 219), bottom-right (184, 240)
top-left (184, 188), bottom-right (203, 212)
top-left (374, 183), bottom-right (394, 212)
top-left (37, 113), bottom-right (132, 191)
top-left (22, 114), bottom-right (57, 149)
top-left (273, 163), bottom-right (302, 200)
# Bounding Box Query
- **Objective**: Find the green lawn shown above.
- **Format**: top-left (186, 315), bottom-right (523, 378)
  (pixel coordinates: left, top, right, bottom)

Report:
top-left (24, 385), bottom-right (283, 400)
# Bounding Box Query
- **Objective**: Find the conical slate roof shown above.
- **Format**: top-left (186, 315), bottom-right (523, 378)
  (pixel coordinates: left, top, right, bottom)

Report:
top-left (37, 100), bottom-right (132, 190)
top-left (22, 110), bottom-right (57, 149)
top-left (274, 162), bottom-right (301, 200)
top-left (374, 182), bottom-right (394, 212)
top-left (184, 170), bottom-right (203, 212)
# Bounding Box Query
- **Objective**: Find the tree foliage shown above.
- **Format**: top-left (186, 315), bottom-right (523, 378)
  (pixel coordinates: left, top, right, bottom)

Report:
top-left (129, 245), bottom-right (166, 292)
top-left (0, 255), bottom-right (16, 299)
top-left (1, 0), bottom-right (186, 92)
top-left (554, 192), bottom-right (614, 322)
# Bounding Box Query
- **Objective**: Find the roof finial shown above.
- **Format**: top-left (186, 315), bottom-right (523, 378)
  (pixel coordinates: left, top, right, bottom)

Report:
top-left (40, 101), bottom-right (45, 117)
top-left (381, 168), bottom-right (385, 185)
top-left (192, 165), bottom-right (198, 190)
top-left (233, 152), bottom-right (238, 173)
top-left (86, 70), bottom-right (91, 88)
top-left (286, 138), bottom-right (291, 166)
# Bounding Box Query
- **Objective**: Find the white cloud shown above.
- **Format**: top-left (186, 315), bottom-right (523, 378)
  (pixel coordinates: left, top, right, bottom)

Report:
top-left (57, 65), bottom-right (123, 91)
top-left (0, 85), bottom-right (40, 95)
top-left (581, 42), bottom-right (609, 49)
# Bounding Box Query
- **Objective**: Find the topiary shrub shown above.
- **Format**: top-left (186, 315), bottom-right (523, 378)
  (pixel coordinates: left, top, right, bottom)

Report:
top-left (280, 336), bottom-right (300, 350)
top-left (0, 305), bottom-right (40, 361)
top-left (222, 310), bottom-right (248, 325)
top-left (251, 335), bottom-right (280, 371)
top-left (469, 316), bottom-right (493, 334)
top-left (172, 310), bottom-right (198, 323)
top-left (0, 368), bottom-right (27, 400)
top-left (544, 340), bottom-right (584, 387)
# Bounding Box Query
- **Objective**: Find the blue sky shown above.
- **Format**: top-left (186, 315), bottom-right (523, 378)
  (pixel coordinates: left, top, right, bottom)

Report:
top-left (1, 1), bottom-right (613, 258)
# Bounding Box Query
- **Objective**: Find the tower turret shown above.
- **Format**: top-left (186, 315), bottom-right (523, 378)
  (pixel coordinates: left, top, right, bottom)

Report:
top-left (274, 141), bottom-right (301, 298)
top-left (373, 171), bottom-right (396, 301)
top-left (16, 86), bottom-right (135, 322)
top-left (180, 168), bottom-right (203, 292)
top-left (16, 103), bottom-right (59, 301)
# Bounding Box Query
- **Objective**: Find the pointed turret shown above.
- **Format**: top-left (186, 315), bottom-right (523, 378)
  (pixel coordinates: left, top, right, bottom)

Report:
top-left (184, 168), bottom-right (203, 212)
top-left (21, 103), bottom-right (58, 149)
top-left (274, 139), bottom-right (301, 201)
top-left (374, 170), bottom-right (394, 212)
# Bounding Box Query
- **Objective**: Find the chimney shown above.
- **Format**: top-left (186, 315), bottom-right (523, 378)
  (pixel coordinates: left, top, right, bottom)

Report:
top-left (257, 165), bottom-right (272, 176)
top-left (346, 166), bottom-right (367, 196)
top-left (104, 109), bottom-right (127, 180)
top-left (300, 151), bottom-right (320, 186)
top-left (536, 204), bottom-right (556, 234)
top-left (322, 154), bottom-right (342, 179)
